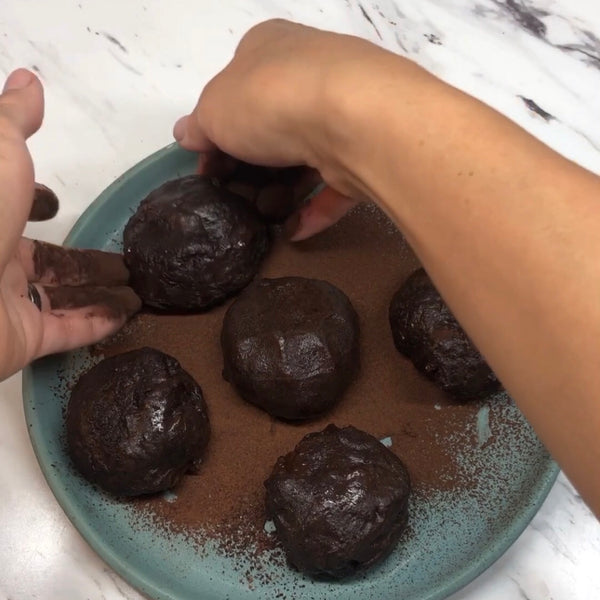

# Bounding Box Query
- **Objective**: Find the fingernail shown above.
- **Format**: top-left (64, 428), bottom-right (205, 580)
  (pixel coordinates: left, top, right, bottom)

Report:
top-left (283, 210), bottom-right (303, 240)
top-left (3, 68), bottom-right (35, 92)
top-left (173, 115), bottom-right (189, 142)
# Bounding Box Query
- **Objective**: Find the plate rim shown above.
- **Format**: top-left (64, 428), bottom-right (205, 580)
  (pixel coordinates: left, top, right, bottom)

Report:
top-left (22, 142), bottom-right (561, 600)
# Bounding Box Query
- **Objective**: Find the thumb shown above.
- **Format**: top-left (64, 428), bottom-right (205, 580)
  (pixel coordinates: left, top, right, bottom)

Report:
top-left (0, 68), bottom-right (44, 138)
top-left (173, 112), bottom-right (215, 152)
top-left (0, 69), bottom-right (44, 270)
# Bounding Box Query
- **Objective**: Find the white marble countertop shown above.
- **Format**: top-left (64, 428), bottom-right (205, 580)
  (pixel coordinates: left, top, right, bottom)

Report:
top-left (1, 1), bottom-right (599, 598)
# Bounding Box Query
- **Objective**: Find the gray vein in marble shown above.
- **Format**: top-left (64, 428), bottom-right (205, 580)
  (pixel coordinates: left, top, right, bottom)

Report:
top-left (103, 569), bottom-right (139, 600)
top-left (393, 31), bottom-right (408, 53)
top-left (530, 521), bottom-right (576, 564)
top-left (557, 477), bottom-right (585, 504)
top-left (499, 0), bottom-right (548, 38)
top-left (518, 96), bottom-right (555, 121)
top-left (482, 0), bottom-right (600, 70)
top-left (108, 49), bottom-right (142, 76)
top-left (101, 32), bottom-right (128, 53)
top-left (510, 576), bottom-right (533, 600)
top-left (358, 3), bottom-right (383, 39)
top-left (557, 29), bottom-right (600, 68)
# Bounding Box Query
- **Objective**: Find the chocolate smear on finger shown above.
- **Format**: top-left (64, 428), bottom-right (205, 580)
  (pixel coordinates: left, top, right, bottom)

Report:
top-left (33, 241), bottom-right (130, 287)
top-left (44, 285), bottom-right (141, 319)
top-left (29, 183), bottom-right (59, 221)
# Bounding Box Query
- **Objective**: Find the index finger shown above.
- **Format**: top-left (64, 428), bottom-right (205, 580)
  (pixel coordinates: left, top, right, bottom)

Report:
top-left (18, 239), bottom-right (130, 287)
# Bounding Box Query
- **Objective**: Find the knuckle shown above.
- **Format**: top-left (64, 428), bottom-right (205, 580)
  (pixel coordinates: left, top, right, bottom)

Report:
top-left (237, 18), bottom-right (287, 53)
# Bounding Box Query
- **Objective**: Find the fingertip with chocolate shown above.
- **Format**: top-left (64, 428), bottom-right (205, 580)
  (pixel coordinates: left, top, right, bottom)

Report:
top-left (29, 183), bottom-right (59, 221)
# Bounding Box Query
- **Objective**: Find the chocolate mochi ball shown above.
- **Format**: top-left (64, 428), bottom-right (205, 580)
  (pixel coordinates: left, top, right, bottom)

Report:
top-left (66, 347), bottom-right (210, 496)
top-left (264, 425), bottom-right (411, 579)
top-left (389, 268), bottom-right (501, 400)
top-left (221, 277), bottom-right (360, 420)
top-left (123, 175), bottom-right (269, 311)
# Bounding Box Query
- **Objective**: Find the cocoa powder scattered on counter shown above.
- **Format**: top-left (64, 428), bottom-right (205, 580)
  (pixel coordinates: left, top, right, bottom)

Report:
top-left (97, 204), bottom-right (484, 556)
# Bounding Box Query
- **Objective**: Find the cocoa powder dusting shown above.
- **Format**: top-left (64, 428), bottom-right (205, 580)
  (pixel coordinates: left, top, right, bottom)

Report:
top-left (96, 204), bottom-right (485, 560)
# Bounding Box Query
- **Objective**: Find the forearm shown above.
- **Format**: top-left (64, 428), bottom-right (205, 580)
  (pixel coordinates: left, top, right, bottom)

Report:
top-left (324, 55), bottom-right (600, 515)
top-left (177, 19), bottom-right (600, 514)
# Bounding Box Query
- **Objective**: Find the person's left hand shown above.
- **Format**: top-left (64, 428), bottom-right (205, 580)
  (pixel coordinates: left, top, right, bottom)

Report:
top-left (0, 68), bottom-right (140, 381)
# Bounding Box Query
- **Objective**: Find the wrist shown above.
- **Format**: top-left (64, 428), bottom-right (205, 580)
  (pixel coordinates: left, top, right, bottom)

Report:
top-left (279, 28), bottom-right (454, 233)
top-left (311, 47), bottom-right (446, 217)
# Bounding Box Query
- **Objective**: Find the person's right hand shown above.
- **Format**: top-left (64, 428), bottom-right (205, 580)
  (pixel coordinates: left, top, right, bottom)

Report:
top-left (173, 19), bottom-right (407, 239)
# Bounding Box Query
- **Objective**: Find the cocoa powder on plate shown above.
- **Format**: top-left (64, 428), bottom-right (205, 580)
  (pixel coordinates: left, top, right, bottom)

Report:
top-left (97, 203), bottom-right (484, 554)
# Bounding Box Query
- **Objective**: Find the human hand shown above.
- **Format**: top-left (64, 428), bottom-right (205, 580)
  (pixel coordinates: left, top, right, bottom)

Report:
top-left (172, 20), bottom-right (395, 238)
top-left (0, 69), bottom-right (141, 381)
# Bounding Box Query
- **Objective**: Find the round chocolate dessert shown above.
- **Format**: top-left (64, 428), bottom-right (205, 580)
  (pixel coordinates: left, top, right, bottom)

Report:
top-left (221, 277), bottom-right (360, 420)
top-left (66, 347), bottom-right (210, 496)
top-left (123, 175), bottom-right (269, 311)
top-left (389, 268), bottom-right (501, 400)
top-left (264, 425), bottom-right (411, 579)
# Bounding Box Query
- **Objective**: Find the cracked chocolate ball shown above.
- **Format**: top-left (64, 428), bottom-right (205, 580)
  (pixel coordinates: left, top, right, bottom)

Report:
top-left (123, 175), bottom-right (269, 311)
top-left (66, 347), bottom-right (210, 496)
top-left (221, 277), bottom-right (360, 420)
top-left (389, 268), bottom-right (501, 400)
top-left (265, 425), bottom-right (411, 579)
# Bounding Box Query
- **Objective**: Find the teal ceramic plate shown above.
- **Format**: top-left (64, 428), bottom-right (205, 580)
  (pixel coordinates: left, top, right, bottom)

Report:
top-left (23, 144), bottom-right (559, 600)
